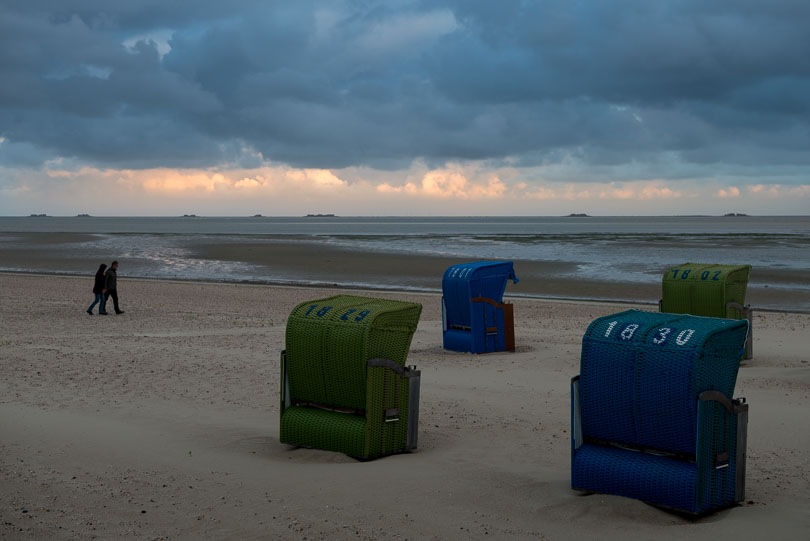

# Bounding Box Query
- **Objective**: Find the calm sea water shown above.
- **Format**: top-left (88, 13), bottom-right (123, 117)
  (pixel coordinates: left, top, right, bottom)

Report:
top-left (1, 215), bottom-right (808, 296)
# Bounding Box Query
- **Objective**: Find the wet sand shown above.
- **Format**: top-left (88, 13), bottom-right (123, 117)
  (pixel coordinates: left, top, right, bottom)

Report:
top-left (191, 240), bottom-right (665, 303)
top-left (3, 231), bottom-right (807, 311)
top-left (1, 273), bottom-right (809, 539)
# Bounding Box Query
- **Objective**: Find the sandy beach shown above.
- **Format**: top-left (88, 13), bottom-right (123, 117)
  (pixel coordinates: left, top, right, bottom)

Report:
top-left (1, 273), bottom-right (809, 540)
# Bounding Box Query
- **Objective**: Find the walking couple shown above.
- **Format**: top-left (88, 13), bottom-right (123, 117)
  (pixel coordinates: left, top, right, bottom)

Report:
top-left (87, 260), bottom-right (125, 315)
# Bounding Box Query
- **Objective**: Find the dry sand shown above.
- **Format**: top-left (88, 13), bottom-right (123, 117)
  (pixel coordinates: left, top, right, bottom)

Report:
top-left (0, 273), bottom-right (808, 540)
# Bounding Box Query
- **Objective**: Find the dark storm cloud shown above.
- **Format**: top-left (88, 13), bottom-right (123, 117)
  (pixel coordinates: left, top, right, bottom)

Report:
top-left (1, 0), bottom-right (809, 175)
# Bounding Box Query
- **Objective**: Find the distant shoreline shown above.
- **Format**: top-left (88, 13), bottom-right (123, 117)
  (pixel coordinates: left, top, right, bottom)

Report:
top-left (9, 214), bottom-right (810, 218)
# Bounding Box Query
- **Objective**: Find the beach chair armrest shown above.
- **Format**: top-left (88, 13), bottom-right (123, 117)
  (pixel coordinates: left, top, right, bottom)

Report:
top-left (697, 392), bottom-right (749, 502)
top-left (280, 350), bottom-right (290, 411)
top-left (470, 297), bottom-right (515, 351)
top-left (726, 302), bottom-right (753, 359)
top-left (725, 302), bottom-right (751, 316)
top-left (366, 358), bottom-right (421, 451)
top-left (470, 296), bottom-right (499, 308)
top-left (571, 376), bottom-right (583, 451)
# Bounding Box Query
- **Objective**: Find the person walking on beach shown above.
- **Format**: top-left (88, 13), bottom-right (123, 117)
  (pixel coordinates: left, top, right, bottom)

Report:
top-left (87, 263), bottom-right (108, 315)
top-left (104, 260), bottom-right (125, 315)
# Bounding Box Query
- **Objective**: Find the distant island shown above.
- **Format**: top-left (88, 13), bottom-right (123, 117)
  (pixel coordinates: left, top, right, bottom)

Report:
top-left (566, 213), bottom-right (590, 217)
top-left (29, 213), bottom-right (47, 217)
top-left (77, 213), bottom-right (91, 217)
top-left (252, 214), bottom-right (262, 217)
top-left (723, 213), bottom-right (749, 217)
top-left (182, 214), bottom-right (197, 218)
top-left (305, 213), bottom-right (336, 217)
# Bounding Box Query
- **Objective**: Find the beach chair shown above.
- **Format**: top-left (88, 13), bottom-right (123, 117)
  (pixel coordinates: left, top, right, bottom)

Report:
top-left (280, 295), bottom-right (422, 459)
top-left (441, 261), bottom-right (519, 353)
top-left (660, 263), bottom-right (753, 359)
top-left (571, 310), bottom-right (750, 515)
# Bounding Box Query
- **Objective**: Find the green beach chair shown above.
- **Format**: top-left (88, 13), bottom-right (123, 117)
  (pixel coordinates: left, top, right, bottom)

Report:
top-left (280, 295), bottom-right (423, 459)
top-left (660, 263), bottom-right (753, 358)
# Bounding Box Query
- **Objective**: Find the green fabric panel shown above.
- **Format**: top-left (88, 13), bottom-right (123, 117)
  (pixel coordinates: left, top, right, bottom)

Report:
top-left (285, 294), bottom-right (421, 408)
top-left (284, 321), bottom-right (329, 406)
top-left (661, 263), bottom-right (751, 318)
top-left (280, 406), bottom-right (367, 457)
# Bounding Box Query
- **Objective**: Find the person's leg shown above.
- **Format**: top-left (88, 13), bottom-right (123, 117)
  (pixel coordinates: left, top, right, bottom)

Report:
top-left (111, 290), bottom-right (121, 313)
top-left (88, 294), bottom-right (100, 314)
top-left (100, 292), bottom-right (107, 314)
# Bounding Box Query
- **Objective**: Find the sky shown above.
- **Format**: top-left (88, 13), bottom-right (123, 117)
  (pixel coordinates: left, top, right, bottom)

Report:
top-left (1, 0), bottom-right (809, 216)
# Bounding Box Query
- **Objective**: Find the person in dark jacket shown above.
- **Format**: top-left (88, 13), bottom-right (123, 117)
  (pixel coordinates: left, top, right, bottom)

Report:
top-left (104, 260), bottom-right (124, 315)
top-left (87, 263), bottom-right (108, 315)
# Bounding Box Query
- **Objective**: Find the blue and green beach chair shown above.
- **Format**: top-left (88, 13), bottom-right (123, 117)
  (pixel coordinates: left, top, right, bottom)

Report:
top-left (571, 310), bottom-right (750, 514)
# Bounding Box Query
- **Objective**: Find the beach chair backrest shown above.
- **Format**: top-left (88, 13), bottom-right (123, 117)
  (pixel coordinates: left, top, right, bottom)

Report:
top-left (579, 310), bottom-right (748, 456)
top-left (442, 261), bottom-right (518, 327)
top-left (661, 263), bottom-right (751, 318)
top-left (285, 295), bottom-right (422, 411)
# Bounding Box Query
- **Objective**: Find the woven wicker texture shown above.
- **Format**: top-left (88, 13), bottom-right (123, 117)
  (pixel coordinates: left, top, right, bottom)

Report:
top-left (442, 261), bottom-right (518, 353)
top-left (366, 363), bottom-right (412, 456)
top-left (574, 309), bottom-right (748, 513)
top-left (280, 405), bottom-right (367, 456)
top-left (696, 399), bottom-right (739, 511)
top-left (442, 261), bottom-right (517, 327)
top-left (281, 295), bottom-right (422, 458)
top-left (573, 444), bottom-right (699, 512)
top-left (661, 263), bottom-right (751, 319)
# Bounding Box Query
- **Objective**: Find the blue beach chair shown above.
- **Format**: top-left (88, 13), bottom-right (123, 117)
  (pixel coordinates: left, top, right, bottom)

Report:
top-left (441, 261), bottom-right (519, 353)
top-left (571, 310), bottom-right (750, 514)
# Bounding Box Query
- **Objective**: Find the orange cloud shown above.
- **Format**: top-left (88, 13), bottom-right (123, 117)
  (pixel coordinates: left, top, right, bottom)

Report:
top-left (749, 184), bottom-right (810, 197)
top-left (378, 169), bottom-right (506, 199)
top-left (33, 161), bottom-right (809, 216)
top-left (717, 186), bottom-right (741, 198)
top-left (141, 171), bottom-right (227, 192)
top-left (53, 166), bottom-right (349, 197)
top-left (285, 168), bottom-right (344, 187)
top-left (233, 176), bottom-right (264, 189)
top-left (525, 181), bottom-right (684, 201)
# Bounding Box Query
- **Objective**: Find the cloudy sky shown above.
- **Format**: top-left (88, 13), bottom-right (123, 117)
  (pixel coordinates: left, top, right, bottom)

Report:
top-left (1, 0), bottom-right (809, 215)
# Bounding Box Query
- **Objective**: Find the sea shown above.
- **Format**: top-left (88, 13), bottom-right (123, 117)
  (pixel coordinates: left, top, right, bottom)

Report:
top-left (1, 215), bottom-right (808, 309)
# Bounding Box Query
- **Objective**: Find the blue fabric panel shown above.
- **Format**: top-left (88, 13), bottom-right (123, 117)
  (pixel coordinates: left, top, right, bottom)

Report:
top-left (468, 298), bottom-right (507, 353)
top-left (443, 264), bottom-right (474, 327)
top-left (443, 328), bottom-right (472, 353)
top-left (572, 444), bottom-right (698, 513)
top-left (580, 310), bottom-right (746, 454)
top-left (636, 337), bottom-right (698, 455)
top-left (580, 339), bottom-right (638, 446)
top-left (580, 311), bottom-right (684, 448)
